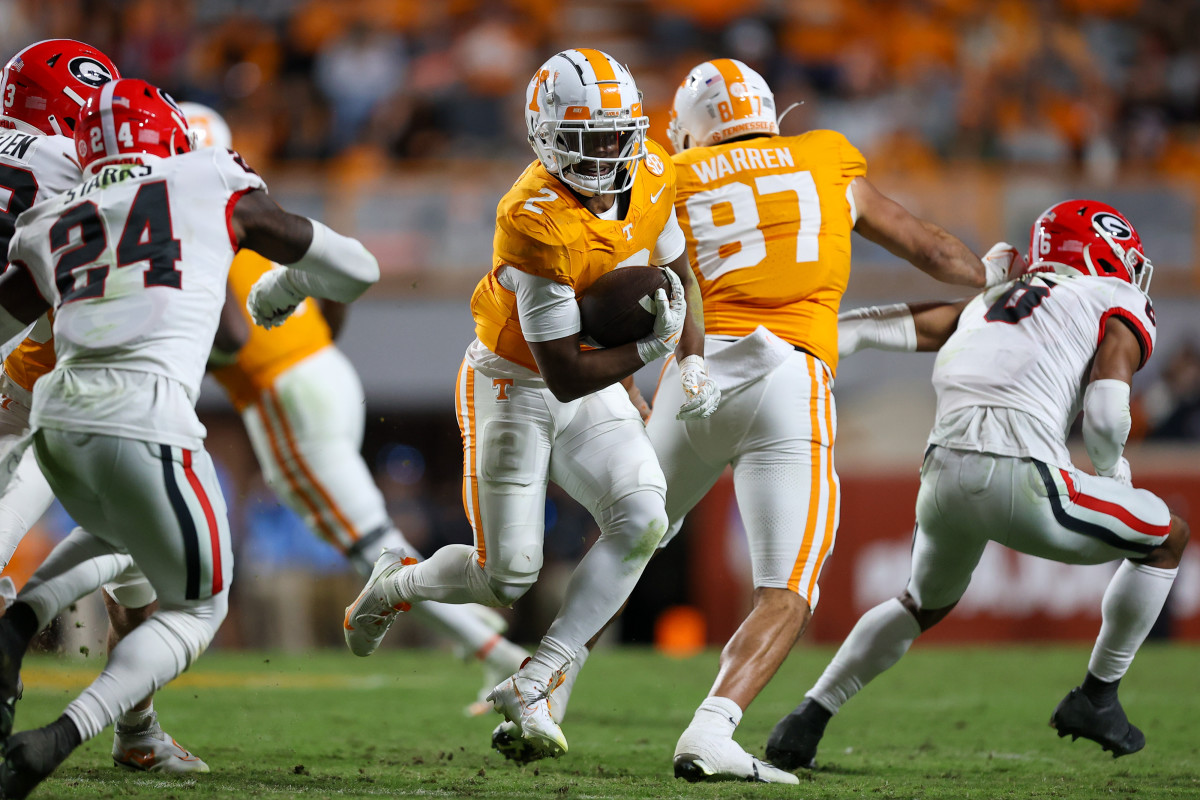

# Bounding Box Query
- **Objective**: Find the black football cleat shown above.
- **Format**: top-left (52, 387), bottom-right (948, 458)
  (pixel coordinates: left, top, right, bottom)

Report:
top-left (490, 721), bottom-right (551, 765)
top-left (1050, 687), bottom-right (1145, 758)
top-left (765, 698), bottom-right (831, 771)
top-left (0, 723), bottom-right (77, 799)
top-left (0, 623), bottom-right (26, 742)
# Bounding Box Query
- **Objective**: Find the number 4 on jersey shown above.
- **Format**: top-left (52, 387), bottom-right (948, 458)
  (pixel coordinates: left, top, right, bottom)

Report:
top-left (52, 180), bottom-right (182, 302)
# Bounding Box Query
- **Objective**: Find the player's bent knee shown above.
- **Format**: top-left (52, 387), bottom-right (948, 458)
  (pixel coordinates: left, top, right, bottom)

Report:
top-left (1141, 514), bottom-right (1189, 569)
top-left (899, 590), bottom-right (955, 632)
top-left (484, 572), bottom-right (537, 607)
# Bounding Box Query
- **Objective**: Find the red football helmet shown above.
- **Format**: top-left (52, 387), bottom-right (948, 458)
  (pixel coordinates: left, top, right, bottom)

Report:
top-left (75, 79), bottom-right (191, 173)
top-left (1024, 199), bottom-right (1152, 293)
top-left (0, 39), bottom-right (119, 136)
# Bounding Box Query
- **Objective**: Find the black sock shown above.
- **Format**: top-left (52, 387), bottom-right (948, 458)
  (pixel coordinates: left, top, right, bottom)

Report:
top-left (2, 602), bottom-right (38, 647)
top-left (802, 698), bottom-right (834, 732)
top-left (1080, 672), bottom-right (1120, 705)
top-left (47, 715), bottom-right (82, 751)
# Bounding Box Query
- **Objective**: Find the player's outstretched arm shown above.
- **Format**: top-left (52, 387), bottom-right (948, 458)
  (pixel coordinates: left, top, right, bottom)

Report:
top-left (850, 177), bottom-right (994, 288)
top-left (1083, 318), bottom-right (1142, 483)
top-left (838, 298), bottom-right (970, 358)
top-left (232, 190), bottom-right (379, 328)
top-left (0, 263), bottom-right (51, 347)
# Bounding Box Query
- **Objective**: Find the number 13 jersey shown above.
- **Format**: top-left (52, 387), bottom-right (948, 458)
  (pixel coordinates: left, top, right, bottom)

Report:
top-left (929, 273), bottom-right (1156, 469)
top-left (672, 129), bottom-right (866, 373)
top-left (8, 147), bottom-right (266, 448)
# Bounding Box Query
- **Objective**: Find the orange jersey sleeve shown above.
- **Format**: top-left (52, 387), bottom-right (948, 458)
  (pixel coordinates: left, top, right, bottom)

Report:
top-left (472, 140), bottom-right (677, 372)
top-left (672, 130), bottom-right (866, 374)
top-left (211, 250), bottom-right (333, 411)
top-left (3, 313), bottom-right (55, 394)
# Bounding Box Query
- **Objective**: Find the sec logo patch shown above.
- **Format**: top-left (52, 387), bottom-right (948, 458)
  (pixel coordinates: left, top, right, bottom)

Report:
top-left (645, 153), bottom-right (664, 177)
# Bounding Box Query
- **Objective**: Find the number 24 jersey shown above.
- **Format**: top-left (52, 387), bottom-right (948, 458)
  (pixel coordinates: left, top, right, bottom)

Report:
top-left (8, 147), bottom-right (265, 446)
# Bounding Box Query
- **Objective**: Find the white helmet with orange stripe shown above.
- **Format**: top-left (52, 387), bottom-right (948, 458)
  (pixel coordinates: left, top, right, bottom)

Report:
top-left (525, 48), bottom-right (649, 196)
top-left (178, 101), bottom-right (232, 150)
top-left (667, 58), bottom-right (778, 153)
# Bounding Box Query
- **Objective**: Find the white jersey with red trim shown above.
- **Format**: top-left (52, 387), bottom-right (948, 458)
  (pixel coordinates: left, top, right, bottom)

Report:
top-left (0, 131), bottom-right (81, 248)
top-left (8, 147), bottom-right (266, 448)
top-left (929, 273), bottom-right (1156, 468)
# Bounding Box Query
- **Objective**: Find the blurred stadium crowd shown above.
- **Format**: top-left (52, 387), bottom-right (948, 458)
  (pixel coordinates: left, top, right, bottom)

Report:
top-left (8, 0), bottom-right (1200, 177)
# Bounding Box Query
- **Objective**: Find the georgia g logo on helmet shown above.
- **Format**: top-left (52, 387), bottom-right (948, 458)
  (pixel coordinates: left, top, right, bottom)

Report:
top-left (67, 56), bottom-right (114, 88)
top-left (1093, 211), bottom-right (1133, 241)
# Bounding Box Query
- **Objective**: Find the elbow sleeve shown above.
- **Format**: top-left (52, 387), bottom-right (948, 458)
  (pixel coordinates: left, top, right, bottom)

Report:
top-left (1083, 379), bottom-right (1131, 476)
top-left (284, 219), bottom-right (380, 303)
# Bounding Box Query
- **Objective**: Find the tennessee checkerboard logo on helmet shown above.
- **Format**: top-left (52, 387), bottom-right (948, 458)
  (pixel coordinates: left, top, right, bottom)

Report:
top-left (667, 58), bottom-right (778, 153)
top-left (1024, 199), bottom-right (1153, 294)
top-left (525, 48), bottom-right (649, 197)
top-left (75, 78), bottom-right (192, 173)
top-left (0, 39), bottom-right (120, 137)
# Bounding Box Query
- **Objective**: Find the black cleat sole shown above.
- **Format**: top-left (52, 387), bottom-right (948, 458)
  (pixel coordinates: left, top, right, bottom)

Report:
top-left (1050, 687), bottom-right (1145, 758)
top-left (673, 755), bottom-right (706, 782)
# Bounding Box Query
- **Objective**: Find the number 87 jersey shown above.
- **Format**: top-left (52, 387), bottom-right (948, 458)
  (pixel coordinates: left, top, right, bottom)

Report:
top-left (8, 146), bottom-right (265, 399)
top-left (672, 128), bottom-right (866, 373)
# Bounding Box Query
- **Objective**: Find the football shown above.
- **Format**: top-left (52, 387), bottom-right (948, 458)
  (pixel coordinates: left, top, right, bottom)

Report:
top-left (578, 266), bottom-right (671, 348)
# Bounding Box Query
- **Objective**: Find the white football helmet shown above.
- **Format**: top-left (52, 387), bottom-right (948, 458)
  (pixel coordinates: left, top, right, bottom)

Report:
top-left (667, 58), bottom-right (778, 153)
top-left (525, 48), bottom-right (649, 196)
top-left (179, 101), bottom-right (232, 150)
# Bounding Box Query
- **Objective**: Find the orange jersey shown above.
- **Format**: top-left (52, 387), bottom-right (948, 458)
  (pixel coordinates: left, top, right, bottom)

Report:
top-left (3, 313), bottom-right (56, 394)
top-left (672, 130), bottom-right (866, 373)
top-left (471, 139), bottom-right (677, 373)
top-left (212, 249), bottom-right (333, 411)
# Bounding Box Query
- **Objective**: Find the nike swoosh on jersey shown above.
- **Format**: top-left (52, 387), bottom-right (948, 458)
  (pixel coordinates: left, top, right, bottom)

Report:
top-left (649, 185), bottom-right (666, 203)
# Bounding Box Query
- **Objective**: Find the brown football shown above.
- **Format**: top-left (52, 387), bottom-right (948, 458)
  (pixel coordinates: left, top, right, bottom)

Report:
top-left (578, 266), bottom-right (671, 348)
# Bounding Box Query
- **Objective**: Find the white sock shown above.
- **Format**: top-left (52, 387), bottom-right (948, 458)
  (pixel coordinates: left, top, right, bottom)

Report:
top-left (116, 702), bottom-right (154, 730)
top-left (550, 647), bottom-right (589, 724)
top-left (806, 597), bottom-right (921, 713)
top-left (1088, 560), bottom-right (1177, 682)
top-left (687, 696), bottom-right (743, 738)
top-left (410, 602), bottom-right (508, 656)
top-left (539, 490), bottom-right (665, 670)
top-left (0, 446), bottom-right (55, 572)
top-left (65, 598), bottom-right (225, 742)
top-left (18, 528), bottom-right (134, 630)
top-left (522, 637), bottom-right (575, 689)
top-left (392, 544), bottom-right (506, 607)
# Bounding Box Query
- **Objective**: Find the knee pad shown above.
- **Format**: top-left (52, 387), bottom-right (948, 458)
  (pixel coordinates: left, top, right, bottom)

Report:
top-left (597, 488), bottom-right (669, 558)
top-left (483, 569), bottom-right (538, 607)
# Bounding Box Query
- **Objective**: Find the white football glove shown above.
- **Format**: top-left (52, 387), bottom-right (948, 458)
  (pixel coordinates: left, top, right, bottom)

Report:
top-left (635, 267), bottom-right (686, 364)
top-left (247, 266), bottom-right (306, 329)
top-left (982, 242), bottom-right (1021, 287)
top-left (676, 354), bottom-right (720, 420)
top-left (1100, 456), bottom-right (1133, 488)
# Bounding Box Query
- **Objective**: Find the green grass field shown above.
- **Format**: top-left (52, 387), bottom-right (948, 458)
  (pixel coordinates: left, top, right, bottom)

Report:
top-left (10, 644), bottom-right (1199, 799)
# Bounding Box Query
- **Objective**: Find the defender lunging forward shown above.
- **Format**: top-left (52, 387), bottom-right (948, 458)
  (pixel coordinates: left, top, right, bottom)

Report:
top-left (768, 200), bottom-right (1187, 769)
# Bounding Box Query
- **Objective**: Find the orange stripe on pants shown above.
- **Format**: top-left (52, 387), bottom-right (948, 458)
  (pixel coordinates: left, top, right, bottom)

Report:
top-left (455, 362), bottom-right (485, 566)
top-left (788, 355), bottom-right (825, 593)
top-left (807, 366), bottom-right (838, 602)
top-left (264, 388), bottom-right (361, 546)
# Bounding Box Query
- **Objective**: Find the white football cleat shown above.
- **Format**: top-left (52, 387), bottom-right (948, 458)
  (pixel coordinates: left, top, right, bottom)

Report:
top-left (673, 729), bottom-right (799, 784)
top-left (486, 672), bottom-right (567, 757)
top-left (466, 638), bottom-right (530, 717)
top-left (112, 712), bottom-right (209, 774)
top-left (343, 548), bottom-right (415, 657)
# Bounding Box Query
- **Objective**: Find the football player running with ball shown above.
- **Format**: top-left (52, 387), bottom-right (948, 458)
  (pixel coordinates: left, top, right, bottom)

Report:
top-left (767, 201), bottom-right (1187, 769)
top-left (0, 78), bottom-right (377, 798)
top-left (344, 48), bottom-right (717, 758)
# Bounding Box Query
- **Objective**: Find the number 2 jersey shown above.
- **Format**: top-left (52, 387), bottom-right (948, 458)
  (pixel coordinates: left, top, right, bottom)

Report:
top-left (929, 272), bottom-right (1156, 469)
top-left (8, 147), bottom-right (266, 449)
